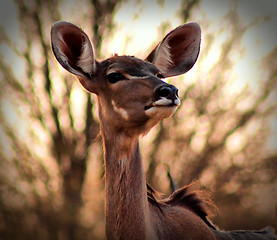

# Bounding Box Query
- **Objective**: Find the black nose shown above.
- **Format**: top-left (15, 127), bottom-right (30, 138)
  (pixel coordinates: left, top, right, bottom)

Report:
top-left (154, 84), bottom-right (179, 101)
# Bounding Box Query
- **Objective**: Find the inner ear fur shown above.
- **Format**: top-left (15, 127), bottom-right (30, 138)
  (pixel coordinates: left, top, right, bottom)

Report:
top-left (51, 21), bottom-right (96, 78)
top-left (146, 22), bottom-right (201, 77)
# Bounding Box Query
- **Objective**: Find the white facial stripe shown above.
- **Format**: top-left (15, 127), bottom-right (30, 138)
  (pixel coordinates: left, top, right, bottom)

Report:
top-left (106, 69), bottom-right (120, 75)
top-left (112, 100), bottom-right (129, 120)
top-left (106, 70), bottom-right (149, 80)
top-left (128, 75), bottom-right (149, 80)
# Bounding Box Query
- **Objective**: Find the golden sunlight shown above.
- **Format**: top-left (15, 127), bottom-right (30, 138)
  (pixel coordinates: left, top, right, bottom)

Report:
top-left (0, 0), bottom-right (277, 238)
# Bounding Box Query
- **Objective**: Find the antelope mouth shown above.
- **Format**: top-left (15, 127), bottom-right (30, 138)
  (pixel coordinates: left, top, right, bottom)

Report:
top-left (144, 97), bottom-right (181, 115)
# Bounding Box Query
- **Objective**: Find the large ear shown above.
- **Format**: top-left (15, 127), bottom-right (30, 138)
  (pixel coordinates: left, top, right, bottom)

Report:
top-left (146, 22), bottom-right (201, 77)
top-left (51, 21), bottom-right (96, 79)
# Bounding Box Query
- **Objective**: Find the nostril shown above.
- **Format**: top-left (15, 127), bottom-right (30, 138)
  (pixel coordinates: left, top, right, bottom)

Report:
top-left (175, 89), bottom-right (179, 98)
top-left (158, 87), bottom-right (171, 98)
top-left (154, 85), bottom-right (179, 102)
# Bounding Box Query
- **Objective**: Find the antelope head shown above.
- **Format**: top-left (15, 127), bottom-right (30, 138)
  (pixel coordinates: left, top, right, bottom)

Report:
top-left (51, 21), bottom-right (201, 136)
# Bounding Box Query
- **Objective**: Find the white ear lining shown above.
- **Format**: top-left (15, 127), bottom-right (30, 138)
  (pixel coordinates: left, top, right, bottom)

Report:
top-left (152, 40), bottom-right (173, 74)
top-left (77, 41), bottom-right (96, 74)
top-left (53, 42), bottom-right (86, 77)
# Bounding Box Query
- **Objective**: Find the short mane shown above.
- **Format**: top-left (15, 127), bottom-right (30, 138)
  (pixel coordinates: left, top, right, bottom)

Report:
top-left (147, 182), bottom-right (217, 230)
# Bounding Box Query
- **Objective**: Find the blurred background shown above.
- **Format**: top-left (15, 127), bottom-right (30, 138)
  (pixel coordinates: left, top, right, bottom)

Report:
top-left (0, 0), bottom-right (276, 239)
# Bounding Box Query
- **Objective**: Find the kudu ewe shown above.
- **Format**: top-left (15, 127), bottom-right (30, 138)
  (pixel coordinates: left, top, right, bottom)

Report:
top-left (51, 21), bottom-right (277, 240)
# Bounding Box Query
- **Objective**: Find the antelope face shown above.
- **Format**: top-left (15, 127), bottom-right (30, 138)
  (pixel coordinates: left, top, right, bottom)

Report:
top-left (95, 55), bottom-right (181, 133)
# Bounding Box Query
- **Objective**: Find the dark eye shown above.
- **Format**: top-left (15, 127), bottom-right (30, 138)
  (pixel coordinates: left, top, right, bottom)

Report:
top-left (107, 72), bottom-right (125, 83)
top-left (156, 73), bottom-right (165, 79)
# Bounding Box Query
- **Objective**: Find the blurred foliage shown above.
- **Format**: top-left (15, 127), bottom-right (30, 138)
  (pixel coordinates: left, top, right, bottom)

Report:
top-left (0, 0), bottom-right (276, 239)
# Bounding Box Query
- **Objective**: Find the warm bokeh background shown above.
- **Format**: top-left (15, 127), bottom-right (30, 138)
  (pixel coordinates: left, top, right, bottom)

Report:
top-left (0, 0), bottom-right (276, 239)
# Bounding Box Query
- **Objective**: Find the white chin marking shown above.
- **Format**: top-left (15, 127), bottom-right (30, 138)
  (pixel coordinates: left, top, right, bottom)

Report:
top-left (145, 105), bottom-right (177, 117)
top-left (145, 97), bottom-right (181, 117)
top-left (153, 97), bottom-right (181, 107)
top-left (153, 97), bottom-right (172, 106)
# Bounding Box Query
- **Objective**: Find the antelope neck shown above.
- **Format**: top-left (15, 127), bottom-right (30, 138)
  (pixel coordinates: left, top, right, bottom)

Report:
top-left (102, 131), bottom-right (152, 239)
